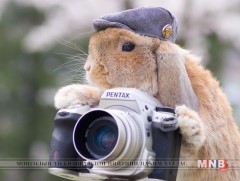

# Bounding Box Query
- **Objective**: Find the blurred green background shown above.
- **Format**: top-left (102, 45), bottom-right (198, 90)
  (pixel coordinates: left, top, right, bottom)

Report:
top-left (0, 0), bottom-right (239, 181)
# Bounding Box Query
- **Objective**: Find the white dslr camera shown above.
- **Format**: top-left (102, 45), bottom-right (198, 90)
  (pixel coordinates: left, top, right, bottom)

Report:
top-left (49, 88), bottom-right (181, 181)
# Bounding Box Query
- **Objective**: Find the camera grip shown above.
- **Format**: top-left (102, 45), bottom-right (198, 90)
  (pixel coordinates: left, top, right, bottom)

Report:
top-left (149, 124), bottom-right (182, 181)
top-left (49, 111), bottom-right (89, 173)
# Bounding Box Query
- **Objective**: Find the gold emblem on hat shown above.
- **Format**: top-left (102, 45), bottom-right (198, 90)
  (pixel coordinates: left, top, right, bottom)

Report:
top-left (162, 24), bottom-right (173, 39)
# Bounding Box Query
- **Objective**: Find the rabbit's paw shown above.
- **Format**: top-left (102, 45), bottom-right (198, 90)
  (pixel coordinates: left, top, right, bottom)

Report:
top-left (176, 105), bottom-right (205, 149)
top-left (54, 84), bottom-right (102, 109)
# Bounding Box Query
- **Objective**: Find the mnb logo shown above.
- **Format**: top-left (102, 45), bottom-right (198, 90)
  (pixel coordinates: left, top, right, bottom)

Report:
top-left (198, 160), bottom-right (228, 171)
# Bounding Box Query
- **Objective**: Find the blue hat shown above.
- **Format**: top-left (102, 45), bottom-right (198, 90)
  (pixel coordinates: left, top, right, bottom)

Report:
top-left (92, 7), bottom-right (178, 42)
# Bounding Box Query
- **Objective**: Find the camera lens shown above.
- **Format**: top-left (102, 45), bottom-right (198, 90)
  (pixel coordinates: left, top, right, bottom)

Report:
top-left (73, 109), bottom-right (142, 163)
top-left (85, 116), bottom-right (118, 159)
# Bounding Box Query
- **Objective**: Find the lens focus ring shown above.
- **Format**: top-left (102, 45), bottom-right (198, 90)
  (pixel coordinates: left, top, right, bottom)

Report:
top-left (109, 110), bottom-right (142, 167)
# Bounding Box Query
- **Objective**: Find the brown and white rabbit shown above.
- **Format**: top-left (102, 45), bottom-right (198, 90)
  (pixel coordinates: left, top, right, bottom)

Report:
top-left (54, 9), bottom-right (240, 181)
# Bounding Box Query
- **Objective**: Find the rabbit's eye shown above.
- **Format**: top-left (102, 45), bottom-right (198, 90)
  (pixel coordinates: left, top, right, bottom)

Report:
top-left (122, 42), bottom-right (135, 52)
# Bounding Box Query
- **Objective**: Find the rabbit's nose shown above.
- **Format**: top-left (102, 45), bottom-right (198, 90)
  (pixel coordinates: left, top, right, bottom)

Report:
top-left (84, 63), bottom-right (91, 71)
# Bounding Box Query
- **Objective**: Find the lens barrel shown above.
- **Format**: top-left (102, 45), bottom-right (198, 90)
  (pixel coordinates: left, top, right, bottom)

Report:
top-left (73, 110), bottom-right (141, 165)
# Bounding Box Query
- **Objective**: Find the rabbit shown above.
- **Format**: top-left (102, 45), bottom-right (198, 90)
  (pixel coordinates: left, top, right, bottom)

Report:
top-left (54, 26), bottom-right (240, 181)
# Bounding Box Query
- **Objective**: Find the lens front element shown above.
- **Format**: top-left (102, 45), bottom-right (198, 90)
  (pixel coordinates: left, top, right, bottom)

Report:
top-left (85, 117), bottom-right (118, 159)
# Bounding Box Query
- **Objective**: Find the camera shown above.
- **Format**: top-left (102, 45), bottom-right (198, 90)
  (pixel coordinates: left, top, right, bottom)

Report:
top-left (49, 88), bottom-right (181, 181)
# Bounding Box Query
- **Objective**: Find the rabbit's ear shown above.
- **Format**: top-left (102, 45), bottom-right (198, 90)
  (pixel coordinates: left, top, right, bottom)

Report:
top-left (155, 42), bottom-right (199, 111)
